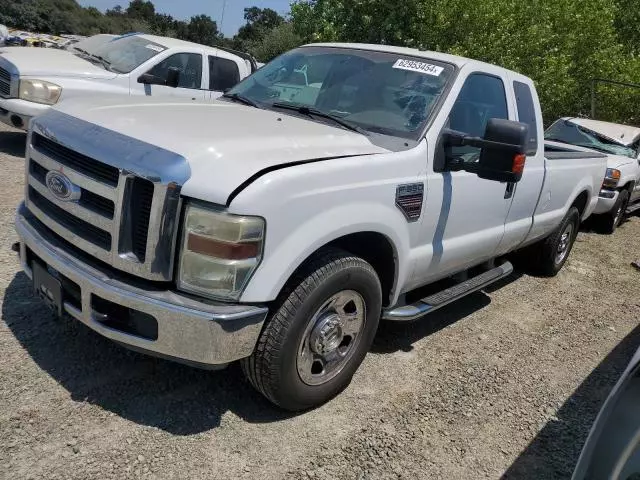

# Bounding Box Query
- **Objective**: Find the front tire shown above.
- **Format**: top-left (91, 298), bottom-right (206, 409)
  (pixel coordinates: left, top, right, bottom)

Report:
top-left (241, 249), bottom-right (382, 411)
top-left (596, 190), bottom-right (629, 234)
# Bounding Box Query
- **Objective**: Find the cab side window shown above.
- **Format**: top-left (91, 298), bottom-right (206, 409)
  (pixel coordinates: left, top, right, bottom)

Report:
top-left (148, 53), bottom-right (203, 89)
top-left (447, 73), bottom-right (508, 162)
top-left (209, 56), bottom-right (240, 92)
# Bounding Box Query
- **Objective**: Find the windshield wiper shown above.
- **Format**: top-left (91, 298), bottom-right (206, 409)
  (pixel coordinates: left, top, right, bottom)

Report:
top-left (546, 137), bottom-right (616, 155)
top-left (92, 54), bottom-right (116, 71)
top-left (545, 137), bottom-right (575, 146)
top-left (222, 92), bottom-right (262, 109)
top-left (271, 102), bottom-right (369, 136)
top-left (76, 52), bottom-right (115, 72)
top-left (576, 144), bottom-right (613, 155)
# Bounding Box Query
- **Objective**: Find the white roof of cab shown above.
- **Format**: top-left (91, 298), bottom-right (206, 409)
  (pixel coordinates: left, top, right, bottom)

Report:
top-left (306, 42), bottom-right (526, 77)
top-left (562, 117), bottom-right (640, 147)
top-left (136, 33), bottom-right (221, 53)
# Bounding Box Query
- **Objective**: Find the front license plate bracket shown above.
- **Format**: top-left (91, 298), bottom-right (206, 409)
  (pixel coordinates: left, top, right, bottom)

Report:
top-left (32, 262), bottom-right (63, 317)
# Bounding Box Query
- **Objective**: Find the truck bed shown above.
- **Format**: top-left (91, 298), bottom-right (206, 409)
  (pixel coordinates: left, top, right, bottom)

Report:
top-left (527, 141), bottom-right (608, 241)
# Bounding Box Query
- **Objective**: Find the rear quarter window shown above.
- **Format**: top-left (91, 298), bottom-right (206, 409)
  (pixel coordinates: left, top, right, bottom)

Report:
top-left (209, 56), bottom-right (241, 92)
top-left (513, 81), bottom-right (539, 155)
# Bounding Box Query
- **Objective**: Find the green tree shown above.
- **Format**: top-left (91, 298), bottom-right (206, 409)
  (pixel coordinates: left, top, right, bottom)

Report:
top-left (105, 5), bottom-right (124, 16)
top-left (237, 7), bottom-right (284, 43)
top-left (181, 14), bottom-right (220, 46)
top-left (290, 0), bottom-right (425, 46)
top-left (126, 0), bottom-right (155, 22)
top-left (246, 22), bottom-right (302, 62)
top-left (614, 0), bottom-right (640, 55)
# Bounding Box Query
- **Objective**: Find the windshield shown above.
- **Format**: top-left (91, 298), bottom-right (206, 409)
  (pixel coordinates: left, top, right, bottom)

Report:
top-left (545, 119), bottom-right (638, 158)
top-left (226, 46), bottom-right (455, 139)
top-left (89, 35), bottom-right (166, 74)
top-left (69, 34), bottom-right (116, 55)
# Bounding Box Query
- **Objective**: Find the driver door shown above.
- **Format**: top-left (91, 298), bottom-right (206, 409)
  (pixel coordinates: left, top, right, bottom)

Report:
top-left (412, 72), bottom-right (517, 285)
top-left (130, 52), bottom-right (206, 100)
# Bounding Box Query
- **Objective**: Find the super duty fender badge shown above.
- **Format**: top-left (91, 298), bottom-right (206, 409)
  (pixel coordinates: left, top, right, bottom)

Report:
top-left (396, 183), bottom-right (424, 222)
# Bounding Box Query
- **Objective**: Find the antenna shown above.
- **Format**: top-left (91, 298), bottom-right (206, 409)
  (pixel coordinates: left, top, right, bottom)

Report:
top-left (220, 0), bottom-right (228, 34)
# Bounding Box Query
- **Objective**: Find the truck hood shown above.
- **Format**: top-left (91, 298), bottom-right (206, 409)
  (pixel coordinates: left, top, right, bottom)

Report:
top-left (0, 47), bottom-right (116, 79)
top-left (565, 117), bottom-right (640, 148)
top-left (606, 155), bottom-right (638, 169)
top-left (49, 97), bottom-right (389, 205)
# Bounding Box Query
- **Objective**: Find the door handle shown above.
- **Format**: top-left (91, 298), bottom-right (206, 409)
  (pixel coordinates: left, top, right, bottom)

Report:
top-left (504, 182), bottom-right (516, 199)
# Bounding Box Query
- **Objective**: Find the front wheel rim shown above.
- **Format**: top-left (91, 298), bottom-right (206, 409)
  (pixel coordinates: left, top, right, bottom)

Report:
top-left (555, 223), bottom-right (574, 265)
top-left (297, 290), bottom-right (366, 386)
top-left (614, 199), bottom-right (626, 226)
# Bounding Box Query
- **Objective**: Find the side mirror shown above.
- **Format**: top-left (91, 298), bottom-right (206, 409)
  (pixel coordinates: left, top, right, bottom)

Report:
top-left (166, 67), bottom-right (180, 88)
top-left (137, 73), bottom-right (159, 85)
top-left (137, 67), bottom-right (181, 88)
top-left (478, 119), bottom-right (528, 183)
top-left (443, 118), bottom-right (529, 183)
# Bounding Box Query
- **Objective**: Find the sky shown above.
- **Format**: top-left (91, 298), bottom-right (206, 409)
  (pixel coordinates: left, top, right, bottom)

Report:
top-left (77, 0), bottom-right (293, 37)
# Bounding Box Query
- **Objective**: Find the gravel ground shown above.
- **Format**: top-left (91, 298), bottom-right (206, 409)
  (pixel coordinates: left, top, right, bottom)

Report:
top-left (1, 122), bottom-right (639, 480)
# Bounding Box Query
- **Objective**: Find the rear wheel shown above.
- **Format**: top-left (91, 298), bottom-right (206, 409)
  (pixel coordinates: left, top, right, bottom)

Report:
top-left (241, 249), bottom-right (382, 411)
top-left (525, 206), bottom-right (580, 277)
top-left (596, 190), bottom-right (629, 234)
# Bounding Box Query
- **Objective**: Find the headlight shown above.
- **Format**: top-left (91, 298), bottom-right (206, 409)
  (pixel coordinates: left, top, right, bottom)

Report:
top-left (177, 202), bottom-right (265, 301)
top-left (19, 79), bottom-right (62, 105)
top-left (602, 168), bottom-right (621, 188)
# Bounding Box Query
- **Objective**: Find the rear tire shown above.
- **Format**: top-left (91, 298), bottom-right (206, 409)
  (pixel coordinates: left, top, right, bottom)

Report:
top-left (525, 206), bottom-right (580, 277)
top-left (596, 190), bottom-right (629, 234)
top-left (241, 248), bottom-right (382, 411)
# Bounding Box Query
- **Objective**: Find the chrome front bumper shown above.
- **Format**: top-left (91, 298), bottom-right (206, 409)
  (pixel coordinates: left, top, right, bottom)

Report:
top-left (594, 189), bottom-right (619, 215)
top-left (15, 203), bottom-right (268, 367)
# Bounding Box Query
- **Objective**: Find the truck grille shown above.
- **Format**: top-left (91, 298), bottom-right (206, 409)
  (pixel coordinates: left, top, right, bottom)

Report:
top-left (33, 134), bottom-right (120, 186)
top-left (29, 159), bottom-right (116, 219)
top-left (25, 127), bottom-right (183, 282)
top-left (0, 67), bottom-right (11, 97)
top-left (128, 178), bottom-right (154, 262)
top-left (28, 186), bottom-right (113, 250)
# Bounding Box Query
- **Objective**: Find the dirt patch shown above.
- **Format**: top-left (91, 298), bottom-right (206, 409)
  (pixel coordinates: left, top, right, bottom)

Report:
top-left (1, 123), bottom-right (639, 479)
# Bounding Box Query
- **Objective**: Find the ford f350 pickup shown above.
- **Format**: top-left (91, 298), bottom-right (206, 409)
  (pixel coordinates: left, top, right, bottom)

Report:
top-left (0, 33), bottom-right (255, 130)
top-left (15, 44), bottom-right (607, 410)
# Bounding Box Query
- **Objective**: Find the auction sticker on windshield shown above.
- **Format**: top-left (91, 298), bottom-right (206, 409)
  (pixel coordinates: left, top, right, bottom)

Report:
top-left (393, 59), bottom-right (444, 76)
top-left (145, 44), bottom-right (165, 52)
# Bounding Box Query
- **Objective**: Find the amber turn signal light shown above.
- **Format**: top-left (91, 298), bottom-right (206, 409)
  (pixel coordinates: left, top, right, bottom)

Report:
top-left (187, 233), bottom-right (260, 260)
top-left (512, 154), bottom-right (526, 174)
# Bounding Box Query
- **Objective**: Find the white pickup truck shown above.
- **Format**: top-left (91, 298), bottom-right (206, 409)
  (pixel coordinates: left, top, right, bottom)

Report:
top-left (545, 117), bottom-right (640, 233)
top-left (15, 43), bottom-right (607, 410)
top-left (0, 33), bottom-right (255, 130)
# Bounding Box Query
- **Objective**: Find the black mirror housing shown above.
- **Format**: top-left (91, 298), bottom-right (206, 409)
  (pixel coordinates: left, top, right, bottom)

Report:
top-left (477, 118), bottom-right (528, 183)
top-left (442, 119), bottom-right (529, 183)
top-left (138, 67), bottom-right (181, 88)
top-left (137, 73), bottom-right (158, 85)
top-left (166, 67), bottom-right (180, 88)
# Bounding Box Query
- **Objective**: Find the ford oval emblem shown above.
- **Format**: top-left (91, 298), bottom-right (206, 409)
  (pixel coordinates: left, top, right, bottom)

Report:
top-left (45, 171), bottom-right (81, 202)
